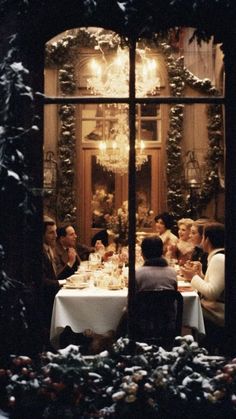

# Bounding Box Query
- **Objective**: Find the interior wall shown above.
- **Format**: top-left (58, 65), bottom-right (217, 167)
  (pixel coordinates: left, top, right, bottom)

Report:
top-left (43, 28), bottom-right (225, 230)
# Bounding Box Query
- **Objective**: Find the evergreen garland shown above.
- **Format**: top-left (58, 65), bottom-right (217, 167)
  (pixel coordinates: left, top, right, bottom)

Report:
top-left (57, 64), bottom-right (77, 223)
top-left (163, 46), bottom-right (224, 219)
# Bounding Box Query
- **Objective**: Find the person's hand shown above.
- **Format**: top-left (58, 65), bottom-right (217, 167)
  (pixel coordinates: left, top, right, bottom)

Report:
top-left (67, 247), bottom-right (77, 265)
top-left (180, 260), bottom-right (202, 281)
top-left (167, 243), bottom-right (176, 253)
top-left (179, 265), bottom-right (193, 282)
top-left (103, 250), bottom-right (114, 262)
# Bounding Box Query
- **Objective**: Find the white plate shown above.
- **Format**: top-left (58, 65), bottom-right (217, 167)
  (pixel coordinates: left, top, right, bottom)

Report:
top-left (64, 283), bottom-right (89, 289)
top-left (178, 280), bottom-right (191, 287)
top-left (108, 285), bottom-right (122, 290)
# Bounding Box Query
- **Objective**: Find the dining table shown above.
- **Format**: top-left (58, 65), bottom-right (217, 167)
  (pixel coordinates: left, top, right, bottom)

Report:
top-left (50, 280), bottom-right (205, 349)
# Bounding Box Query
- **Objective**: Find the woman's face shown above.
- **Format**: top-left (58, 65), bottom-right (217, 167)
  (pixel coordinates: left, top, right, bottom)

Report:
top-left (178, 223), bottom-right (190, 241)
top-left (189, 225), bottom-right (202, 246)
top-left (155, 218), bottom-right (166, 235)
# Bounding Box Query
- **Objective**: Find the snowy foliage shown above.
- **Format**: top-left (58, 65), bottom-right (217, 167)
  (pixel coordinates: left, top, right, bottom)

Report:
top-left (1, 337), bottom-right (236, 418)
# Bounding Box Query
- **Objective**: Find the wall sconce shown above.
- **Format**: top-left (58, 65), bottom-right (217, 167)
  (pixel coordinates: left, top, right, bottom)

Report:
top-left (43, 151), bottom-right (57, 190)
top-left (185, 150), bottom-right (201, 218)
top-left (185, 150), bottom-right (201, 188)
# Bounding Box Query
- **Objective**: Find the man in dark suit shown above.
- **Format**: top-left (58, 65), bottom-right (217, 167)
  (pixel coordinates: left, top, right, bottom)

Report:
top-left (42, 216), bottom-right (61, 341)
top-left (55, 224), bottom-right (80, 279)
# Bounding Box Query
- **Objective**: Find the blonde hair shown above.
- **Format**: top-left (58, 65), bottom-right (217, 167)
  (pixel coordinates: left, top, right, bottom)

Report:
top-left (177, 218), bottom-right (194, 230)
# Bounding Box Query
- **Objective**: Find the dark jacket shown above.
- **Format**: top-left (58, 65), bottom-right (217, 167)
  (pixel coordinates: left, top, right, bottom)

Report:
top-left (42, 248), bottom-right (60, 328)
top-left (135, 257), bottom-right (177, 292)
top-left (54, 240), bottom-right (80, 280)
top-left (191, 246), bottom-right (208, 274)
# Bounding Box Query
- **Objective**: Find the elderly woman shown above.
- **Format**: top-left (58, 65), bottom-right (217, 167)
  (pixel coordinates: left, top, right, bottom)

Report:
top-left (154, 212), bottom-right (178, 256)
top-left (169, 218), bottom-right (194, 266)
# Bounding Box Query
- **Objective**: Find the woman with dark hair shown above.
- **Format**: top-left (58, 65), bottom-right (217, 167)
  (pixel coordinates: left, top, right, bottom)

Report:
top-left (154, 212), bottom-right (178, 256)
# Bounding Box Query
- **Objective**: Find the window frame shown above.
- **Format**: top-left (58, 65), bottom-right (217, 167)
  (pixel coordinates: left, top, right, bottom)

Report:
top-left (44, 39), bottom-right (225, 336)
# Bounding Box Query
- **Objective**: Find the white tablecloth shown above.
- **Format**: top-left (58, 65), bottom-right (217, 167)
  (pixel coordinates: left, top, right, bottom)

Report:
top-left (50, 286), bottom-right (205, 348)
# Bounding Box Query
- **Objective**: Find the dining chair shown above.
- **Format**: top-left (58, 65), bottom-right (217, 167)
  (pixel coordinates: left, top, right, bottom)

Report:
top-left (131, 290), bottom-right (183, 349)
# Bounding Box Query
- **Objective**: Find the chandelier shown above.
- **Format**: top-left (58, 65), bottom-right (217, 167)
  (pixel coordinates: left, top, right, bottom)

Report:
top-left (96, 109), bottom-right (148, 175)
top-left (87, 46), bottom-right (160, 175)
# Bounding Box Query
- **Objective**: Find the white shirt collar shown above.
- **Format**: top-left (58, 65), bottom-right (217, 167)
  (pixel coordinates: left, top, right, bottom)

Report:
top-left (208, 247), bottom-right (224, 263)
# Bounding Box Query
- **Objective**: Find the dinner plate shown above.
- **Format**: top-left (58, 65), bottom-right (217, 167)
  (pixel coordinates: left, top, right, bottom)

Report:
top-left (177, 280), bottom-right (192, 288)
top-left (64, 283), bottom-right (89, 289)
top-left (77, 284), bottom-right (89, 289)
top-left (108, 285), bottom-right (122, 290)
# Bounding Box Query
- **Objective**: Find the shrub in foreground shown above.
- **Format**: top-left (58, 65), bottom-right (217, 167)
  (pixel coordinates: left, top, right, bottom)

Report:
top-left (0, 336), bottom-right (236, 418)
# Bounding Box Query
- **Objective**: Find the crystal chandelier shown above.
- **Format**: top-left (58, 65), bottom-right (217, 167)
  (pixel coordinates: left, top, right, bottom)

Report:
top-left (88, 46), bottom-right (160, 97)
top-left (96, 109), bottom-right (148, 176)
top-left (87, 46), bottom-right (160, 175)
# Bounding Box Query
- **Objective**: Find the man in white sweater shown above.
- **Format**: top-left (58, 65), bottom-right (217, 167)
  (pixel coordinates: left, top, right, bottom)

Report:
top-left (181, 222), bottom-right (225, 328)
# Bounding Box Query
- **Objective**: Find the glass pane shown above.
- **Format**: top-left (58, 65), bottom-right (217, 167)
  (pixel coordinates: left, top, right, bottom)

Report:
top-left (141, 104), bottom-right (160, 117)
top-left (91, 156), bottom-right (115, 228)
top-left (140, 120), bottom-right (157, 141)
top-left (136, 104), bottom-right (161, 142)
top-left (82, 120), bottom-right (103, 141)
top-left (135, 47), bottom-right (160, 97)
top-left (136, 156), bottom-right (152, 229)
top-left (82, 104), bottom-right (125, 143)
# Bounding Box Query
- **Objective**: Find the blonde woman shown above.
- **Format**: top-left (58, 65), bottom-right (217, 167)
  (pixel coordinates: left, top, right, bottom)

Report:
top-left (168, 218), bottom-right (194, 265)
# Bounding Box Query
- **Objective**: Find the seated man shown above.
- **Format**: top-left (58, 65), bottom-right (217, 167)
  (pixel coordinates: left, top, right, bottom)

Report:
top-left (116, 236), bottom-right (177, 338)
top-left (42, 216), bottom-right (61, 335)
top-left (55, 224), bottom-right (81, 279)
top-left (181, 222), bottom-right (225, 351)
top-left (136, 235), bottom-right (177, 292)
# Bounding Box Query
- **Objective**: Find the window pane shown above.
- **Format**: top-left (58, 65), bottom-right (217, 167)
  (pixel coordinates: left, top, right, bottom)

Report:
top-left (136, 156), bottom-right (152, 229)
top-left (140, 120), bottom-right (158, 141)
top-left (141, 104), bottom-right (160, 117)
top-left (136, 104), bottom-right (161, 142)
top-left (91, 156), bottom-right (115, 228)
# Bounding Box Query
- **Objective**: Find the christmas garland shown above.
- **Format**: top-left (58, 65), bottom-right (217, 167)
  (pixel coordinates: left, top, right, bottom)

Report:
top-left (160, 44), bottom-right (224, 219)
top-left (46, 29), bottom-right (223, 221)
top-left (57, 64), bottom-right (76, 223)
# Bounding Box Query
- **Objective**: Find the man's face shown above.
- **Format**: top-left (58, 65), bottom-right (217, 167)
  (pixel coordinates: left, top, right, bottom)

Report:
top-left (63, 226), bottom-right (77, 247)
top-left (44, 224), bottom-right (57, 247)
